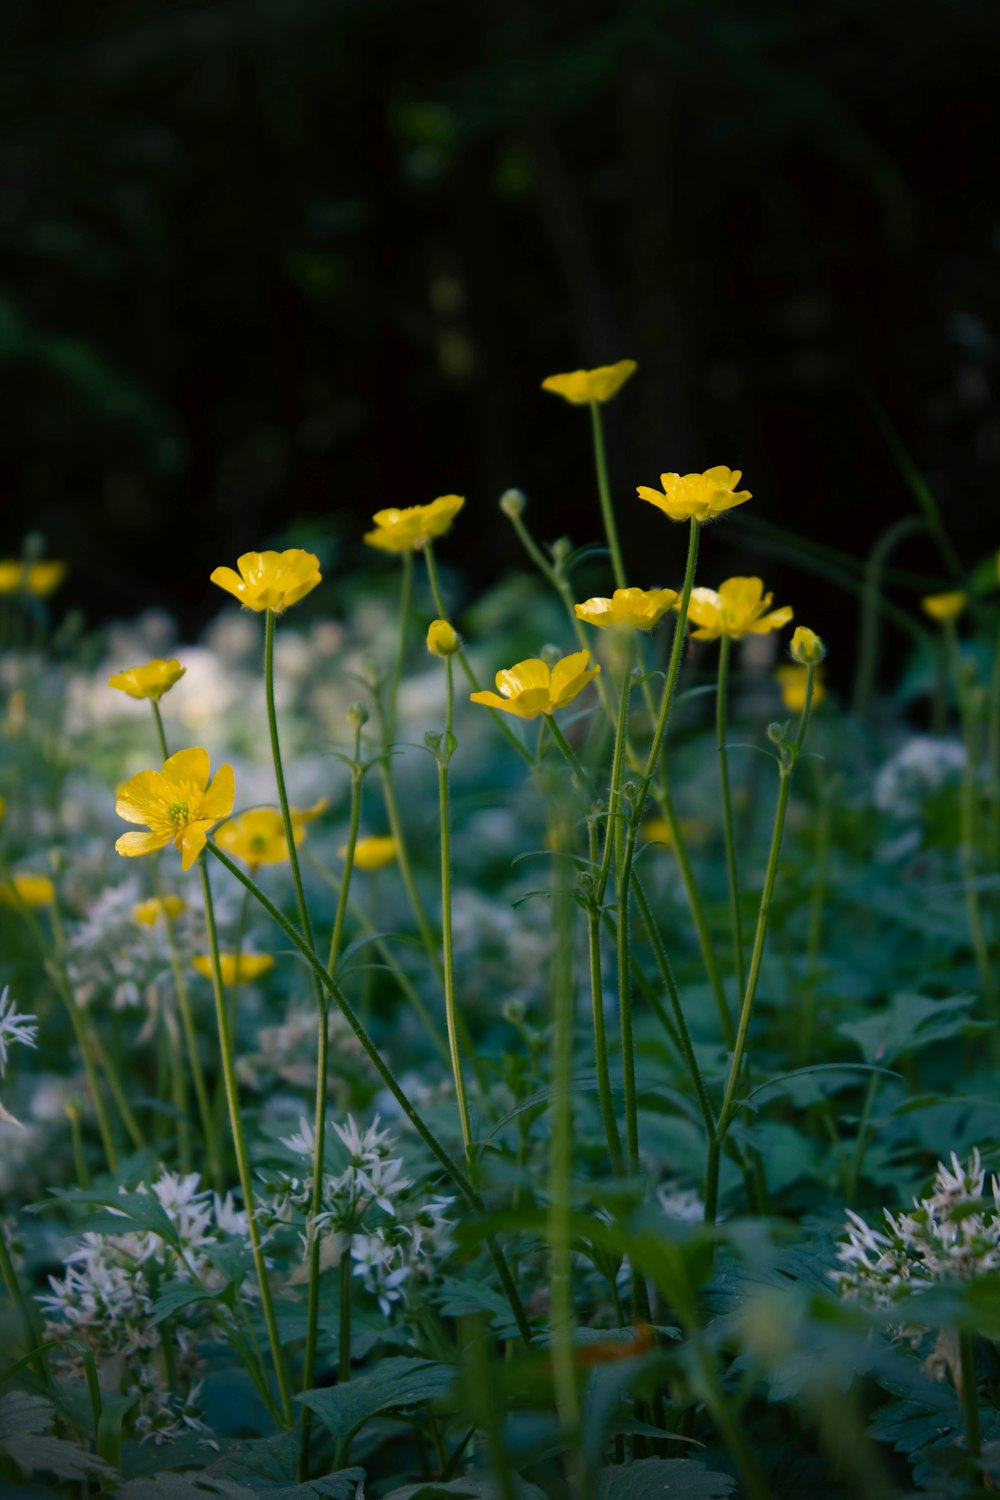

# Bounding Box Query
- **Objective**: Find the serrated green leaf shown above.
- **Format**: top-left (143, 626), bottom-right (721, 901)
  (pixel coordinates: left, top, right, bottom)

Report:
top-left (838, 993), bottom-right (985, 1067)
top-left (2, 1434), bottom-right (112, 1481)
top-left (299, 1357), bottom-right (456, 1450)
top-left (34, 1188), bottom-right (181, 1247)
top-left (0, 1391), bottom-right (55, 1440)
top-left (596, 1458), bottom-right (737, 1497)
top-left (381, 1477), bottom-right (546, 1500)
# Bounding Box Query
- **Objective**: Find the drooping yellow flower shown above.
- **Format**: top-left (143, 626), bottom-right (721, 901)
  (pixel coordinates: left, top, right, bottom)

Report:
top-left (215, 800), bottom-right (326, 871)
top-left (921, 590), bottom-right (967, 624)
top-left (347, 835), bottom-right (398, 871)
top-left (0, 561), bottom-right (67, 597)
top-left (363, 495), bottom-right (465, 553)
top-left (132, 895), bottom-right (187, 927)
top-left (776, 665), bottom-right (826, 713)
top-left (574, 587), bottom-right (679, 631)
top-left (637, 466), bottom-right (751, 523)
top-left (541, 359), bottom-right (637, 406)
top-left (115, 747), bottom-right (235, 872)
top-left (470, 650), bottom-right (601, 720)
top-left (426, 618), bottom-right (461, 656)
top-left (0, 872), bottom-right (55, 908)
top-left (109, 658), bottom-right (186, 701)
top-left (192, 952), bottom-right (275, 986)
top-left (789, 626), bottom-right (826, 665)
top-left (685, 577), bottom-right (792, 641)
top-left (210, 550), bottom-right (321, 613)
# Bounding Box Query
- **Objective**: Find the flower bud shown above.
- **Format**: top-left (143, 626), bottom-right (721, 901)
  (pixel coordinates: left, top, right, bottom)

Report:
top-left (789, 626), bottom-right (826, 665)
top-left (347, 701), bottom-right (369, 727)
top-left (499, 488), bottom-right (526, 519)
top-left (426, 618), bottom-right (460, 656)
top-left (551, 536), bottom-right (572, 569)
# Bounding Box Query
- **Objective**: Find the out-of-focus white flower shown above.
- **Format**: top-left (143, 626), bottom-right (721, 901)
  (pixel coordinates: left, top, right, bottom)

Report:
top-left (874, 737), bottom-right (966, 821)
top-left (0, 986), bottom-right (38, 1074)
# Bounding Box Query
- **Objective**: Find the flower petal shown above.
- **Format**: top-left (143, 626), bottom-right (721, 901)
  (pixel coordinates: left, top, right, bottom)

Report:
top-left (210, 566), bottom-right (247, 603)
top-left (116, 830), bottom-right (172, 858)
top-left (163, 747), bottom-right (210, 794)
top-left (198, 763), bottom-right (235, 822)
top-left (495, 658), bottom-right (549, 698)
top-left (178, 822), bottom-right (213, 871)
top-left (117, 770), bottom-right (169, 825)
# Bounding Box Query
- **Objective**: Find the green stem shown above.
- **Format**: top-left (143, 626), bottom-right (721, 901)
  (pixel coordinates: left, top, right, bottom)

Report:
top-left (0, 1229), bottom-right (51, 1387)
top-left (547, 818), bottom-right (580, 1437)
top-left (206, 840), bottom-right (533, 1347)
top-left (150, 700), bottom-right (170, 761)
top-left (387, 548), bottom-right (413, 746)
top-left (844, 1072), bottom-right (879, 1205)
top-left (589, 401), bottom-right (626, 591)
top-left (851, 517), bottom-right (926, 721)
top-left (595, 652), bottom-right (633, 904)
top-left (438, 656), bottom-right (473, 1152)
top-left (338, 1239), bottom-right (352, 1384)
top-left (198, 859), bottom-right (293, 1424)
top-left (716, 635), bottom-right (745, 998)
top-left (586, 820), bottom-right (623, 1174)
top-left (88, 1028), bottom-right (146, 1152)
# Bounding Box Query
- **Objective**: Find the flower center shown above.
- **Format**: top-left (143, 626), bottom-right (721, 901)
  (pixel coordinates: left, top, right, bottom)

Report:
top-left (167, 801), bottom-right (190, 826)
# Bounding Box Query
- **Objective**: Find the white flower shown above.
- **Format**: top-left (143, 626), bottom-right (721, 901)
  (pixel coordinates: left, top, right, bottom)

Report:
top-left (0, 987), bottom-right (38, 1074)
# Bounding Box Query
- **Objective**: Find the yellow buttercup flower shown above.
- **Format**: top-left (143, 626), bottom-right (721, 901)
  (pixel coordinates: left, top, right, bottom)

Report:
top-left (789, 626), bottom-right (826, 665)
top-left (364, 495), bottom-right (465, 553)
top-left (776, 665), bottom-right (826, 713)
top-left (642, 815), bottom-right (712, 848)
top-left (921, 590), bottom-right (967, 623)
top-left (133, 895), bottom-right (187, 927)
top-left (637, 466), bottom-right (751, 523)
top-left (575, 587), bottom-right (679, 631)
top-left (470, 650), bottom-right (601, 720)
top-left (210, 549), bottom-right (321, 613)
top-left (215, 800), bottom-right (326, 870)
top-left (115, 747), bottom-right (235, 872)
top-left (426, 619), bottom-right (461, 656)
top-left (347, 835), bottom-right (398, 871)
top-left (0, 873), bottom-right (55, 908)
top-left (541, 359), bottom-right (637, 406)
top-left (0, 560), bottom-right (67, 597)
top-left (192, 953), bottom-right (275, 986)
top-left (109, 658), bottom-right (186, 701)
top-left (686, 577), bottom-right (792, 641)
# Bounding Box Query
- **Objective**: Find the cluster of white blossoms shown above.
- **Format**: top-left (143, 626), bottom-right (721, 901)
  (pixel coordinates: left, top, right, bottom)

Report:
top-left (267, 1114), bottom-right (454, 1318)
top-left (873, 736), bottom-right (967, 823)
top-left (0, 984), bottom-right (38, 1126)
top-left (835, 1150), bottom-right (1000, 1312)
top-left (39, 1170), bottom-right (250, 1442)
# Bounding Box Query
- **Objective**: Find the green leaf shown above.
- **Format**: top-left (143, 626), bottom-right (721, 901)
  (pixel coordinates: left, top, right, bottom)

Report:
top-left (33, 1187), bottom-right (181, 1248)
top-left (596, 1459), bottom-right (737, 1497)
top-left (150, 1279), bottom-right (232, 1326)
top-left (381, 1479), bottom-right (546, 1500)
top-left (838, 993), bottom-right (986, 1067)
top-left (0, 1391), bottom-right (55, 1440)
top-left (206, 1428), bottom-right (365, 1497)
top-left (97, 1392), bottom-right (138, 1471)
top-left (299, 1356), bottom-right (456, 1449)
top-left (1, 1434), bottom-right (112, 1481)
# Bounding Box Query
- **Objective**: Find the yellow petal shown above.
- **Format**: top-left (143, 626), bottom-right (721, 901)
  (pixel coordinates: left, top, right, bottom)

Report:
top-left (178, 822), bottom-right (212, 871)
top-left (210, 566), bottom-right (247, 603)
top-left (116, 770), bottom-right (169, 825)
top-left (163, 747), bottom-right (210, 793)
top-left (116, 830), bottom-right (172, 858)
top-left (495, 658), bottom-right (550, 698)
top-left (198, 763), bottom-right (235, 822)
top-left (549, 650), bottom-right (594, 702)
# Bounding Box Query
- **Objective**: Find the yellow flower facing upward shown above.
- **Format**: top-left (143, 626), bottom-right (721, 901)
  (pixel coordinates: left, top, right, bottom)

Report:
top-left (575, 587), bottom-right (679, 631)
top-left (637, 466), bottom-right (751, 523)
top-left (686, 577), bottom-right (793, 641)
top-left (115, 747), bottom-right (235, 872)
top-left (470, 650), bottom-right (601, 720)
top-left (0, 872), bottom-right (55, 908)
top-left (426, 619), bottom-right (461, 656)
top-left (347, 835), bottom-right (398, 871)
top-left (133, 895), bottom-right (187, 927)
top-left (215, 800), bottom-right (326, 870)
top-left (192, 952), bottom-right (275, 986)
top-left (210, 550), bottom-right (321, 613)
top-left (364, 495), bottom-right (465, 553)
top-left (776, 665), bottom-right (826, 713)
top-left (0, 560), bottom-right (67, 597)
top-left (921, 590), bottom-right (967, 624)
top-left (109, 658), bottom-right (186, 702)
top-left (541, 359), bottom-right (637, 406)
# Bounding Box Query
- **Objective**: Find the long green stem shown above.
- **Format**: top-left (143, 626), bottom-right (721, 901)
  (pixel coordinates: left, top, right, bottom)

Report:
top-left (716, 635), bottom-right (745, 998)
top-left (438, 656), bottom-right (473, 1152)
top-left (547, 822), bottom-right (580, 1440)
top-left (0, 1229), bottom-right (51, 1386)
top-left (589, 402), bottom-right (626, 591)
top-left (586, 819), bottom-right (622, 1174)
top-left (151, 699), bottom-right (170, 761)
top-left (338, 1240), bottom-right (352, 1384)
top-left (198, 859), bottom-right (293, 1422)
top-left (387, 549), bottom-right (413, 746)
top-left (206, 840), bottom-right (533, 1346)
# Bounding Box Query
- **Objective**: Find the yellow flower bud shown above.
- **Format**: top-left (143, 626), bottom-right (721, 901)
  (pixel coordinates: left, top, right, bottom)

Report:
top-left (426, 619), bottom-right (460, 656)
top-left (789, 626), bottom-right (826, 665)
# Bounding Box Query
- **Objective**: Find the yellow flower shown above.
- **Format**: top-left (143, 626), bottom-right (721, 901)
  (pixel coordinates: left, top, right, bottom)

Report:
top-left (108, 657), bottom-right (186, 701)
top-left (115, 747), bottom-right (235, 872)
top-left (210, 549), bottom-right (321, 613)
top-left (574, 587), bottom-right (679, 631)
top-left (132, 895), bottom-right (187, 927)
top-left (0, 561), bottom-right (67, 597)
top-left (789, 626), bottom-right (826, 665)
top-left (470, 650), bottom-right (601, 719)
top-left (686, 577), bottom-right (792, 640)
top-left (0, 872), bottom-right (55, 908)
top-left (541, 359), bottom-right (637, 406)
top-left (192, 952), bottom-right (275, 986)
top-left (427, 619), bottom-right (461, 656)
top-left (0, 795), bottom-right (5, 825)
top-left (215, 800), bottom-right (326, 870)
top-left (921, 590), bottom-right (967, 623)
top-left (776, 665), bottom-right (826, 712)
top-left (347, 835), bottom-right (398, 871)
top-left (363, 495), bottom-right (465, 553)
top-left (636, 466), bottom-right (751, 523)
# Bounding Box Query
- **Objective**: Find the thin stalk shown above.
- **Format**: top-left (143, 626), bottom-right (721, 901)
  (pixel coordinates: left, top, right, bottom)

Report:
top-left (150, 700), bottom-right (170, 761)
top-left (386, 548), bottom-right (413, 746)
top-left (338, 1240), bottom-right (352, 1384)
top-left (66, 1099), bottom-right (89, 1187)
top-left (207, 841), bottom-right (533, 1346)
top-left (198, 859), bottom-right (293, 1424)
top-left (589, 401), bottom-right (626, 590)
top-left (547, 819), bottom-right (580, 1441)
top-left (164, 1004), bottom-right (191, 1173)
top-left (0, 1230), bottom-right (51, 1387)
top-left (438, 655), bottom-right (473, 1152)
top-left (844, 1071), bottom-right (879, 1205)
top-left (88, 1028), bottom-right (146, 1152)
top-left (50, 965), bottom-right (117, 1172)
top-left (716, 635), bottom-right (745, 998)
top-left (851, 516), bottom-right (926, 720)
top-left (586, 819), bottom-right (623, 1174)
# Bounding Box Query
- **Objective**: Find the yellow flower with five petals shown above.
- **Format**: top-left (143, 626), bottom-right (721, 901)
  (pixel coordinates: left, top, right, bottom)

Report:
top-left (133, 894), bottom-right (187, 926)
top-left (637, 466), bottom-right (751, 523)
top-left (541, 359), bottom-right (637, 406)
top-left (109, 658), bottom-right (186, 701)
top-left (470, 650), bottom-right (601, 720)
top-left (686, 577), bottom-right (792, 640)
top-left (115, 748), bottom-right (235, 872)
top-left (192, 952), bottom-right (274, 985)
top-left (575, 587), bottom-right (678, 631)
top-left (215, 800), bottom-right (327, 871)
top-left (364, 496), bottom-right (465, 553)
top-left (210, 550), bottom-right (321, 612)
top-left (0, 873), bottom-right (55, 908)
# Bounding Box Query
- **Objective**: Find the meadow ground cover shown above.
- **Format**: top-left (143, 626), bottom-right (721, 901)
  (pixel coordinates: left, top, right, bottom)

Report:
top-left (1, 363), bottom-right (1000, 1499)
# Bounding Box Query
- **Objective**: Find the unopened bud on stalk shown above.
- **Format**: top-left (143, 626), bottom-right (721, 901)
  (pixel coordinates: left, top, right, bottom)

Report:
top-left (789, 626), bottom-right (826, 666)
top-left (539, 642), bottom-right (561, 667)
top-left (551, 536), bottom-right (572, 569)
top-left (426, 618), bottom-right (460, 656)
top-left (347, 701), bottom-right (369, 728)
top-left (499, 488), bottom-right (526, 519)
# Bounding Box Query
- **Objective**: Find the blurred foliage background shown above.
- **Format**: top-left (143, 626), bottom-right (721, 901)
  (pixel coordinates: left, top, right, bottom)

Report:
top-left (3, 0), bottom-right (998, 657)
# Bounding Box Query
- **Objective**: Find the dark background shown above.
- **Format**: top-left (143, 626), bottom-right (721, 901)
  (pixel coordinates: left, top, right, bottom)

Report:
top-left (3, 0), bottom-right (998, 662)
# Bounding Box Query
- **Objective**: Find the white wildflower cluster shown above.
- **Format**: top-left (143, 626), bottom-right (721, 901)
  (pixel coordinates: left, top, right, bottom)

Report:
top-left (237, 1004), bottom-right (359, 1095)
top-left (64, 879), bottom-right (187, 1013)
top-left (873, 736), bottom-right (966, 822)
top-left (266, 1114), bottom-right (455, 1318)
top-left (835, 1150), bottom-right (1000, 1312)
top-left (39, 1170), bottom-right (250, 1442)
top-left (0, 984), bottom-right (38, 1127)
